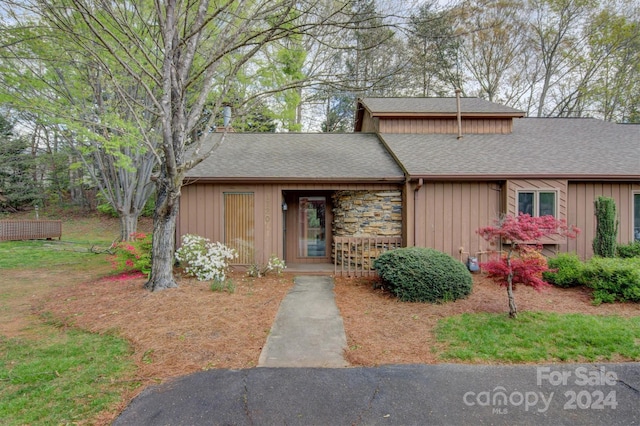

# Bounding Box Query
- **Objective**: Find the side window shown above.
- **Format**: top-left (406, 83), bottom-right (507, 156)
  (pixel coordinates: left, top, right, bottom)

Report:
top-left (634, 193), bottom-right (640, 241)
top-left (517, 191), bottom-right (557, 217)
top-left (518, 192), bottom-right (534, 216)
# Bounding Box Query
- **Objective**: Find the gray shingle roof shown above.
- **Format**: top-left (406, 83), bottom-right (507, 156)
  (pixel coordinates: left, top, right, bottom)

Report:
top-left (380, 118), bottom-right (640, 178)
top-left (360, 97), bottom-right (525, 116)
top-left (185, 132), bottom-right (405, 181)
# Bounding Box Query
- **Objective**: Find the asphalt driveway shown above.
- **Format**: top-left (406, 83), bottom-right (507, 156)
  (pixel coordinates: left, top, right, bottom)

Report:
top-left (114, 362), bottom-right (640, 425)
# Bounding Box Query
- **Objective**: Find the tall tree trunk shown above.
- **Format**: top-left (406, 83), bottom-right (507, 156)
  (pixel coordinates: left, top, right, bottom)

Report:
top-left (145, 178), bottom-right (180, 291)
top-left (119, 212), bottom-right (139, 242)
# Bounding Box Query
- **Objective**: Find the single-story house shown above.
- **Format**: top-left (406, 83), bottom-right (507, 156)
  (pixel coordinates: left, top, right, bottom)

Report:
top-left (178, 97), bottom-right (640, 274)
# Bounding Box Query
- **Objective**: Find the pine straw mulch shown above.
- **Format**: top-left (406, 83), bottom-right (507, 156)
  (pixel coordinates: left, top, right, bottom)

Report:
top-left (37, 271), bottom-right (640, 423)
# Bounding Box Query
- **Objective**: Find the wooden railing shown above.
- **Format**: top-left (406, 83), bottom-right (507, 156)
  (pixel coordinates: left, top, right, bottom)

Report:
top-left (333, 236), bottom-right (402, 277)
top-left (0, 220), bottom-right (62, 241)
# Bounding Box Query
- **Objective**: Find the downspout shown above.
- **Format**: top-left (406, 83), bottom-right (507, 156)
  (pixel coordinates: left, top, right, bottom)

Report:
top-left (456, 88), bottom-right (463, 140)
top-left (414, 178), bottom-right (424, 247)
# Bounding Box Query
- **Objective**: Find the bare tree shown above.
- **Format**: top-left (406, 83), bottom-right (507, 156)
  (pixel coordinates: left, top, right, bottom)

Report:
top-left (5, 0), bottom-right (358, 290)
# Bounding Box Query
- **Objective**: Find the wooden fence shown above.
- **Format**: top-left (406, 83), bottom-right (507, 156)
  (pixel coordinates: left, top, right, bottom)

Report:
top-left (0, 220), bottom-right (62, 241)
top-left (333, 236), bottom-right (402, 277)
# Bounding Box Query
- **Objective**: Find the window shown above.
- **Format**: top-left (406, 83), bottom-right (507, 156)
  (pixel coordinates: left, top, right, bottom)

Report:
top-left (518, 190), bottom-right (557, 217)
top-left (634, 193), bottom-right (640, 242)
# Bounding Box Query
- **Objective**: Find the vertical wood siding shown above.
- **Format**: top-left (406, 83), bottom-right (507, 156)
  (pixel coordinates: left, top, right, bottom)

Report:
top-left (566, 182), bottom-right (640, 259)
top-left (378, 118), bottom-right (513, 134)
top-left (179, 182), bottom-right (400, 265)
top-left (224, 193), bottom-right (255, 264)
top-left (413, 182), bottom-right (502, 260)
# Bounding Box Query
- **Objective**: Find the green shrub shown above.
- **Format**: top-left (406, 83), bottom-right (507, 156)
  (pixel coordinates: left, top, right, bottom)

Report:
top-left (582, 257), bottom-right (640, 304)
top-left (543, 253), bottom-right (584, 288)
top-left (592, 196), bottom-right (618, 258)
top-left (109, 232), bottom-right (152, 275)
top-left (617, 241), bottom-right (640, 258)
top-left (373, 247), bottom-right (472, 303)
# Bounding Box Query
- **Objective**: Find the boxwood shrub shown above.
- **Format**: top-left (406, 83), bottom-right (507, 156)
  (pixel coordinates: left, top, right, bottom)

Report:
top-left (582, 257), bottom-right (640, 304)
top-left (617, 241), bottom-right (640, 258)
top-left (373, 247), bottom-right (472, 303)
top-left (543, 253), bottom-right (584, 288)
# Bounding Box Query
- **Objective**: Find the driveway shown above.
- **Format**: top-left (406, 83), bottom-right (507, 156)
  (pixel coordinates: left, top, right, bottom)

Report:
top-left (114, 362), bottom-right (640, 425)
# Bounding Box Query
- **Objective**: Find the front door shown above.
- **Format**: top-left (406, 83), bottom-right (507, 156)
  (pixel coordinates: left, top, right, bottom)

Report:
top-left (284, 192), bottom-right (332, 264)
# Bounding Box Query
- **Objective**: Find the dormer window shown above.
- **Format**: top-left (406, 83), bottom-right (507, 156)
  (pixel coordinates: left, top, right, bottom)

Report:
top-left (518, 190), bottom-right (557, 217)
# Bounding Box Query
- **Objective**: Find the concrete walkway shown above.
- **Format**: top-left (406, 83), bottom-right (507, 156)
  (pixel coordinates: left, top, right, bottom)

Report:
top-left (258, 275), bottom-right (349, 368)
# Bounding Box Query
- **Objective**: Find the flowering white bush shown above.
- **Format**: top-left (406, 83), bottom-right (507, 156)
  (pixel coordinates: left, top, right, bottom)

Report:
top-left (247, 255), bottom-right (286, 277)
top-left (266, 255), bottom-right (286, 274)
top-left (175, 234), bottom-right (238, 282)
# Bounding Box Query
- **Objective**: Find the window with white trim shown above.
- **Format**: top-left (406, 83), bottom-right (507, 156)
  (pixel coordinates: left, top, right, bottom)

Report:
top-left (517, 190), bottom-right (557, 217)
top-left (634, 192), bottom-right (640, 242)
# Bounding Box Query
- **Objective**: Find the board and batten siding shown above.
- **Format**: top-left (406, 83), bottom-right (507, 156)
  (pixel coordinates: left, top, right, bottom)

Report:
top-left (178, 182), bottom-right (401, 265)
top-left (566, 182), bottom-right (640, 260)
top-left (412, 182), bottom-right (502, 260)
top-left (378, 118), bottom-right (513, 134)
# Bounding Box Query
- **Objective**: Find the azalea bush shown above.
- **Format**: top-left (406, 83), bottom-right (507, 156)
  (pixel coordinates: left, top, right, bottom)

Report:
top-left (110, 232), bottom-right (152, 276)
top-left (247, 255), bottom-right (286, 277)
top-left (175, 234), bottom-right (238, 284)
top-left (477, 214), bottom-right (579, 318)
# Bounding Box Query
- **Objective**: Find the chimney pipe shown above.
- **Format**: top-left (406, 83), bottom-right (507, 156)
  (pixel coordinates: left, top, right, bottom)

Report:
top-left (455, 89), bottom-right (463, 140)
top-left (222, 105), bottom-right (232, 128)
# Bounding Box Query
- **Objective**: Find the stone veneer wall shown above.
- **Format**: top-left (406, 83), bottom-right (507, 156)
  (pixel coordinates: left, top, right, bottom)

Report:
top-left (332, 190), bottom-right (403, 271)
top-left (332, 190), bottom-right (403, 237)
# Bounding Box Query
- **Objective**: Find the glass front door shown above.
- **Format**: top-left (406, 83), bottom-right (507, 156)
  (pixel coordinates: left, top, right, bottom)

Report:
top-left (298, 196), bottom-right (326, 257)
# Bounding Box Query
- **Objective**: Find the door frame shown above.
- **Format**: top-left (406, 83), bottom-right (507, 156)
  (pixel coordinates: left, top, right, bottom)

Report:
top-left (283, 190), bottom-right (333, 264)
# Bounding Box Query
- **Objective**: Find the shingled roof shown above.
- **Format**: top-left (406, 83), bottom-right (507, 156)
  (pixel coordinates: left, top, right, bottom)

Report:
top-left (380, 118), bottom-right (640, 179)
top-left (184, 132), bottom-right (405, 182)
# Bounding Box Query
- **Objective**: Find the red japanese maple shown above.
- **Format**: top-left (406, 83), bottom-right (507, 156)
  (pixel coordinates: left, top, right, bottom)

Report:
top-left (477, 214), bottom-right (580, 318)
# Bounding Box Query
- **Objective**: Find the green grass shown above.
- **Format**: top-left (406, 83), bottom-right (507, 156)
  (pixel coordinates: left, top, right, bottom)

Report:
top-left (0, 239), bottom-right (114, 269)
top-left (436, 312), bottom-right (640, 363)
top-left (0, 213), bottom-right (139, 424)
top-left (0, 330), bottom-right (137, 425)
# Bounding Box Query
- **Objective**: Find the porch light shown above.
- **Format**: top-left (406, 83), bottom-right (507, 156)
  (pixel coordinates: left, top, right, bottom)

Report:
top-left (282, 200), bottom-right (288, 211)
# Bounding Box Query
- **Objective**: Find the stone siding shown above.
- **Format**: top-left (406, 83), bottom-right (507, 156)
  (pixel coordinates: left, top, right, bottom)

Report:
top-left (332, 190), bottom-right (402, 237)
top-left (332, 190), bottom-right (403, 273)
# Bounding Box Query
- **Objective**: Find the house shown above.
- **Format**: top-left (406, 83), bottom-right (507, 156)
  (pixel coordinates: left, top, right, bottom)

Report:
top-left (178, 97), bottom-right (640, 273)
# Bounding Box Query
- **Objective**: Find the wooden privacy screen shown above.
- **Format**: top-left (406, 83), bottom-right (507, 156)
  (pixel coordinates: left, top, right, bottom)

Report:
top-left (224, 192), bottom-right (255, 264)
top-left (0, 220), bottom-right (62, 241)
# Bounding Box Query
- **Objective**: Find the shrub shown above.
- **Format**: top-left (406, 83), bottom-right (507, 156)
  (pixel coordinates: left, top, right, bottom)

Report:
top-left (582, 257), bottom-right (640, 304)
top-left (617, 241), bottom-right (640, 258)
top-left (247, 255), bottom-right (286, 277)
top-left (174, 234), bottom-right (237, 285)
top-left (373, 247), bottom-right (472, 303)
top-left (110, 232), bottom-right (152, 276)
top-left (592, 196), bottom-right (618, 258)
top-left (543, 253), bottom-right (584, 288)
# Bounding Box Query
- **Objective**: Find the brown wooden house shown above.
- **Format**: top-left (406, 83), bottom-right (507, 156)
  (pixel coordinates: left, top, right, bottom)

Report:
top-left (178, 97), bottom-right (640, 274)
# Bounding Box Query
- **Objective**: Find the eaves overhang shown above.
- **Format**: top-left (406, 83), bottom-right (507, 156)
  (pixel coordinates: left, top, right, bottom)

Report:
top-left (183, 176), bottom-right (407, 185)
top-left (404, 173), bottom-right (640, 182)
